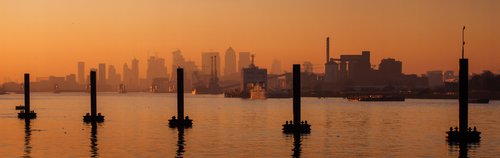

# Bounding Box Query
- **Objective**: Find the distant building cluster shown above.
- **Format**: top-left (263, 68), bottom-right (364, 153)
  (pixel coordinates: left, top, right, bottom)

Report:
top-left (323, 37), bottom-right (427, 91)
top-left (0, 47), bottom-right (259, 93)
top-left (2, 38), bottom-right (496, 96)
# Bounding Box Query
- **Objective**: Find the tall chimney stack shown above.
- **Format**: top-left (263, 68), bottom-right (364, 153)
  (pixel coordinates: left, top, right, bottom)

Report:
top-left (326, 37), bottom-right (330, 63)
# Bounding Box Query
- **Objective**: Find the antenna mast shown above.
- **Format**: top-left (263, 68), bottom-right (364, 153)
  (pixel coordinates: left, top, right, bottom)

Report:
top-left (462, 26), bottom-right (465, 59)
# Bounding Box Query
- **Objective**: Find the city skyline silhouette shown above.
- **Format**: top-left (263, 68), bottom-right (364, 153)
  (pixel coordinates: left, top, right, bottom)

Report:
top-left (1, 1), bottom-right (499, 157)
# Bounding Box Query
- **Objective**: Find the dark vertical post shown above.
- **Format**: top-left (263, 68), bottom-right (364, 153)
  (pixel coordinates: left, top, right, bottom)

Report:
top-left (459, 59), bottom-right (468, 134)
top-left (177, 68), bottom-right (184, 121)
top-left (326, 37), bottom-right (330, 63)
top-left (293, 64), bottom-right (301, 126)
top-left (91, 70), bottom-right (97, 117)
top-left (24, 73), bottom-right (30, 113)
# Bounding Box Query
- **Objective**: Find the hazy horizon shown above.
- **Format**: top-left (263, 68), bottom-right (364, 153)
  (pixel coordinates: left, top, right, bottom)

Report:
top-left (2, 0), bottom-right (499, 82)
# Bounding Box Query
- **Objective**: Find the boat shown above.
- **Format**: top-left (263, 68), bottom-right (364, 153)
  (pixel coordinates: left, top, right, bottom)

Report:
top-left (250, 85), bottom-right (266, 99)
top-left (348, 95), bottom-right (405, 102)
top-left (468, 98), bottom-right (489, 104)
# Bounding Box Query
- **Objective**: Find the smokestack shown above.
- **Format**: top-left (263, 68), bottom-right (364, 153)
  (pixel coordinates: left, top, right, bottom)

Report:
top-left (326, 37), bottom-right (330, 63)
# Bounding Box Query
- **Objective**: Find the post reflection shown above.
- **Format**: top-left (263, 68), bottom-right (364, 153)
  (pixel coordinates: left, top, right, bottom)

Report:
top-left (291, 133), bottom-right (302, 158)
top-left (176, 128), bottom-right (185, 158)
top-left (448, 142), bottom-right (480, 158)
top-left (23, 119), bottom-right (32, 158)
top-left (89, 122), bottom-right (99, 158)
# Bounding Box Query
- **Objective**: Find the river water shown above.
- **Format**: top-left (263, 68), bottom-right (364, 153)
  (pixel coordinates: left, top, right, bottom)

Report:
top-left (0, 93), bottom-right (499, 157)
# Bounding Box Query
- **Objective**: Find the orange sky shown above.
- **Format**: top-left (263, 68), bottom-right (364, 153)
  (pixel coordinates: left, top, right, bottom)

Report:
top-left (1, 0), bottom-right (499, 82)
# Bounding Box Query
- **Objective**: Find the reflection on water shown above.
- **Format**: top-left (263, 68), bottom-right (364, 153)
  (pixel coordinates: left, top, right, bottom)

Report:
top-left (176, 128), bottom-right (185, 158)
top-left (291, 133), bottom-right (302, 158)
top-left (448, 142), bottom-right (480, 158)
top-left (24, 119), bottom-right (32, 158)
top-left (285, 132), bottom-right (307, 158)
top-left (89, 122), bottom-right (99, 158)
top-left (0, 93), bottom-right (499, 157)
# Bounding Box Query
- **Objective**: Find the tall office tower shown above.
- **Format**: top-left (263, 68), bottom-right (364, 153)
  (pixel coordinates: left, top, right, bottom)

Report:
top-left (98, 63), bottom-right (106, 85)
top-left (146, 56), bottom-right (168, 83)
top-left (270, 59), bottom-right (282, 75)
top-left (78, 62), bottom-right (85, 84)
top-left (172, 50), bottom-right (186, 81)
top-left (131, 58), bottom-right (139, 87)
top-left (201, 52), bottom-right (220, 77)
top-left (123, 58), bottom-right (140, 90)
top-left (107, 65), bottom-right (121, 87)
top-left (224, 47), bottom-right (237, 77)
top-left (123, 63), bottom-right (131, 86)
top-left (238, 52), bottom-right (251, 72)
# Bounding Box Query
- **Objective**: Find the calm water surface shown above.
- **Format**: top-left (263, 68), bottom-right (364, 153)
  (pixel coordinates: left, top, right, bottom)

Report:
top-left (0, 93), bottom-right (499, 157)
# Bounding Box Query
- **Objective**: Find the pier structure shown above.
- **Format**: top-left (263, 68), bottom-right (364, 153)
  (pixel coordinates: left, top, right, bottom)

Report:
top-left (169, 68), bottom-right (193, 128)
top-left (446, 26), bottom-right (480, 143)
top-left (84, 70), bottom-right (105, 123)
top-left (282, 64), bottom-right (311, 133)
top-left (18, 73), bottom-right (37, 119)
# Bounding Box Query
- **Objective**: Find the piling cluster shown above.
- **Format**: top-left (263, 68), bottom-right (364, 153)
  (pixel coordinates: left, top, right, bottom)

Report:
top-left (168, 68), bottom-right (193, 128)
top-left (282, 64), bottom-right (311, 134)
top-left (446, 27), bottom-right (480, 143)
top-left (83, 70), bottom-right (104, 123)
top-left (17, 73), bottom-right (37, 119)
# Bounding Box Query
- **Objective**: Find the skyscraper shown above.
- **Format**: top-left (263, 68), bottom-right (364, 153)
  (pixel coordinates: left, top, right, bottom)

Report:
top-left (123, 63), bottom-right (131, 86)
top-left (123, 58), bottom-right (140, 91)
top-left (107, 65), bottom-right (121, 87)
top-left (131, 58), bottom-right (139, 85)
top-left (146, 56), bottom-right (168, 83)
top-left (172, 50), bottom-right (186, 80)
top-left (224, 47), bottom-right (236, 77)
top-left (78, 62), bottom-right (85, 84)
top-left (238, 52), bottom-right (251, 72)
top-left (201, 52), bottom-right (220, 77)
top-left (170, 50), bottom-right (197, 91)
top-left (98, 63), bottom-right (106, 85)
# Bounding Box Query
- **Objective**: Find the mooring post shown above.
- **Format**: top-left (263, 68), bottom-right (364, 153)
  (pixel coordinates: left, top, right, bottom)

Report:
top-left (91, 70), bottom-right (97, 117)
top-left (84, 69), bottom-right (104, 122)
top-left (459, 58), bottom-right (468, 135)
top-left (293, 64), bottom-right (301, 127)
top-left (24, 73), bottom-right (30, 114)
top-left (169, 67), bottom-right (192, 128)
top-left (177, 68), bottom-right (184, 121)
top-left (446, 26), bottom-right (479, 143)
